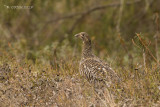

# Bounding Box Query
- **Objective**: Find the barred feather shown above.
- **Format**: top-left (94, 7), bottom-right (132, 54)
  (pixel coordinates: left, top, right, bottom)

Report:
top-left (75, 32), bottom-right (120, 86)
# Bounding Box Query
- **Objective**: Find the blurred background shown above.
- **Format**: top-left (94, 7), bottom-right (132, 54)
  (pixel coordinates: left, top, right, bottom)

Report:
top-left (0, 0), bottom-right (159, 68)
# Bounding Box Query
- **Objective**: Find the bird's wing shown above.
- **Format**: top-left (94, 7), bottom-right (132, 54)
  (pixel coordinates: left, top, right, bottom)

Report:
top-left (93, 55), bottom-right (112, 68)
top-left (80, 58), bottom-right (119, 83)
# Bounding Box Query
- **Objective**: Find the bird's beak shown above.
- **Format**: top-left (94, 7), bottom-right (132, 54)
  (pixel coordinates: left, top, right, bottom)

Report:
top-left (74, 34), bottom-right (80, 37)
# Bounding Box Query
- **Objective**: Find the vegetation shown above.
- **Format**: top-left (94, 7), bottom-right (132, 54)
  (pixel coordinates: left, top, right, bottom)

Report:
top-left (0, 0), bottom-right (160, 106)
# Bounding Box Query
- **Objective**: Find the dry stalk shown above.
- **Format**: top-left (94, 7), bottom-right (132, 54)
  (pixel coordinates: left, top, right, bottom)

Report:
top-left (116, 0), bottom-right (124, 33)
top-left (143, 49), bottom-right (147, 71)
top-left (136, 34), bottom-right (158, 63)
top-left (154, 13), bottom-right (159, 64)
top-left (118, 34), bottom-right (133, 69)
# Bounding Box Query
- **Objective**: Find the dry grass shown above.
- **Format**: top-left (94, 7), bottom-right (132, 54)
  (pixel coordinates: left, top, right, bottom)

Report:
top-left (0, 46), bottom-right (160, 107)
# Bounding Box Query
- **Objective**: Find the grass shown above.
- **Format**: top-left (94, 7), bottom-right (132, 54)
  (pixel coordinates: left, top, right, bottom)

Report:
top-left (0, 40), bottom-right (160, 107)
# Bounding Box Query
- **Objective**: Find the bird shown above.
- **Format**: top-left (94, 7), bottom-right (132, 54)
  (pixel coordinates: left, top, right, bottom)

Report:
top-left (75, 32), bottom-right (120, 87)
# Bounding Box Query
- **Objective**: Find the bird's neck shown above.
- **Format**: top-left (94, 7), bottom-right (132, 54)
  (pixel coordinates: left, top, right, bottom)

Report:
top-left (82, 41), bottom-right (93, 59)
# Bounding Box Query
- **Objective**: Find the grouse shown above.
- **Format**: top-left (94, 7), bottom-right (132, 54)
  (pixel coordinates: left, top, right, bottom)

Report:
top-left (75, 32), bottom-right (120, 87)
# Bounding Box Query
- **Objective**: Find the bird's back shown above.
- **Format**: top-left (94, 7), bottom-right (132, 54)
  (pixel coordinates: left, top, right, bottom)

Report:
top-left (79, 57), bottom-right (119, 86)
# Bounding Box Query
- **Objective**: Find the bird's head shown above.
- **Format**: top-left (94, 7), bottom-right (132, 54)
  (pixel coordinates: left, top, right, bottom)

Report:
top-left (74, 32), bottom-right (91, 43)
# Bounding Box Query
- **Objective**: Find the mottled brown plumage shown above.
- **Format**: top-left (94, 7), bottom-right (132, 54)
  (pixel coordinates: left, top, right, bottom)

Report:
top-left (75, 32), bottom-right (119, 87)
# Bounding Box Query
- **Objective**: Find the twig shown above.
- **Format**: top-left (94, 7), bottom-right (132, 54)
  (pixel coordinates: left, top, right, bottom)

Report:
top-left (67, 0), bottom-right (142, 34)
top-left (132, 39), bottom-right (141, 49)
top-left (136, 34), bottom-right (158, 63)
top-left (48, 0), bottom-right (141, 24)
top-left (43, 13), bottom-right (81, 30)
top-left (35, 0), bottom-right (142, 39)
